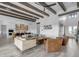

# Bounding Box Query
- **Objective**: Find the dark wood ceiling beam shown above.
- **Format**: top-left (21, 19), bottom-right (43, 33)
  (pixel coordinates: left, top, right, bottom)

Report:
top-left (77, 2), bottom-right (79, 8)
top-left (39, 2), bottom-right (56, 14)
top-left (0, 5), bottom-right (39, 19)
top-left (0, 9), bottom-right (36, 22)
top-left (1, 2), bottom-right (44, 18)
top-left (0, 12), bottom-right (36, 22)
top-left (58, 2), bottom-right (66, 11)
top-left (0, 9), bottom-right (35, 20)
top-left (19, 2), bottom-right (49, 16)
top-left (58, 9), bottom-right (79, 16)
top-left (44, 3), bottom-right (56, 7)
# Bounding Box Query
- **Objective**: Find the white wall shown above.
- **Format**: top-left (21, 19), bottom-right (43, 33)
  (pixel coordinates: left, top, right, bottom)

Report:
top-left (37, 15), bottom-right (59, 38)
top-left (40, 25), bottom-right (59, 38)
top-left (0, 15), bottom-right (37, 38)
top-left (36, 12), bottom-right (79, 38)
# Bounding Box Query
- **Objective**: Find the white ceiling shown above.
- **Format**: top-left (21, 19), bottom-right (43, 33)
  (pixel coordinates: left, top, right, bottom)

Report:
top-left (33, 2), bottom-right (78, 26)
top-left (0, 2), bottom-right (78, 17)
top-left (0, 2), bottom-right (78, 26)
top-left (30, 2), bottom-right (77, 14)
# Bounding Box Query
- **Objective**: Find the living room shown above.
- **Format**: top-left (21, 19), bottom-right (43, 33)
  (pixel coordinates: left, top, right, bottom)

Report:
top-left (0, 1), bottom-right (79, 58)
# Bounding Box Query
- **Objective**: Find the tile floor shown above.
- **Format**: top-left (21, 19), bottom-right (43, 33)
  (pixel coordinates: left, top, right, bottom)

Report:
top-left (0, 39), bottom-right (79, 57)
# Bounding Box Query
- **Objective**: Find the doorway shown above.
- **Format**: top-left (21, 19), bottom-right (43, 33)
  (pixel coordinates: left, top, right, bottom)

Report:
top-left (1, 25), bottom-right (7, 39)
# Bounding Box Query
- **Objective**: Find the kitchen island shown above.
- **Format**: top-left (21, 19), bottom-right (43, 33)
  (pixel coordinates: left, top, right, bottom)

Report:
top-left (14, 37), bottom-right (36, 51)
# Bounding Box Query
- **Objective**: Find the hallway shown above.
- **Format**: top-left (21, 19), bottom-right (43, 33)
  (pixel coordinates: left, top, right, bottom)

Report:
top-left (0, 39), bottom-right (79, 57)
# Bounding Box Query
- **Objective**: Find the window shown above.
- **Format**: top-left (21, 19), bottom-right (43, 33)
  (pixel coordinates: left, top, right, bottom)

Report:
top-left (68, 12), bottom-right (77, 19)
top-left (73, 26), bottom-right (77, 34)
top-left (68, 26), bottom-right (77, 35)
top-left (69, 26), bottom-right (73, 34)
